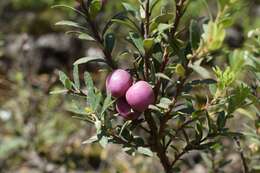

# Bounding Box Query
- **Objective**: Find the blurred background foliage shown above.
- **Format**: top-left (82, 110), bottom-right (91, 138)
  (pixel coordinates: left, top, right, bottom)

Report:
top-left (0, 0), bottom-right (260, 173)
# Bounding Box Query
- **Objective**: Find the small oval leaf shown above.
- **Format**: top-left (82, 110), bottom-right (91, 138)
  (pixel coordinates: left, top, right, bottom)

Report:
top-left (74, 56), bottom-right (106, 65)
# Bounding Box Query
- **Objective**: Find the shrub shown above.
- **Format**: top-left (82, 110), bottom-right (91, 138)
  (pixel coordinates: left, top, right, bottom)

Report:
top-left (53, 0), bottom-right (260, 172)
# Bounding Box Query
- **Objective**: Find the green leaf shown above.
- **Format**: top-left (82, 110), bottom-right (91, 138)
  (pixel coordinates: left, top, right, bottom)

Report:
top-left (196, 142), bottom-right (217, 149)
top-left (119, 121), bottom-right (131, 137)
top-left (95, 120), bottom-right (102, 133)
top-left (73, 65), bottom-right (80, 90)
top-left (150, 13), bottom-right (174, 32)
top-left (50, 89), bottom-right (68, 95)
top-left (202, 21), bottom-right (225, 51)
top-left (148, 105), bottom-right (161, 112)
top-left (157, 23), bottom-right (173, 33)
top-left (217, 0), bottom-right (226, 10)
top-left (205, 112), bottom-right (214, 134)
top-left (58, 71), bottom-right (73, 90)
top-left (219, 17), bottom-right (233, 28)
top-left (55, 20), bottom-right (88, 31)
top-left (217, 111), bottom-right (226, 129)
top-left (52, 5), bottom-right (87, 18)
top-left (143, 38), bottom-right (154, 52)
top-left (209, 84), bottom-right (217, 95)
top-left (105, 33), bottom-right (115, 53)
top-left (74, 56), bottom-right (106, 65)
top-left (133, 136), bottom-right (145, 146)
top-left (102, 12), bottom-right (128, 36)
top-left (119, 126), bottom-right (133, 141)
top-left (137, 147), bottom-right (153, 157)
top-left (140, 6), bottom-right (145, 19)
top-left (58, 70), bottom-right (69, 85)
top-left (94, 91), bottom-right (102, 112)
top-left (169, 38), bottom-right (185, 60)
top-left (111, 19), bottom-right (140, 33)
top-left (68, 102), bottom-right (91, 116)
top-left (155, 13), bottom-right (174, 23)
top-left (99, 136), bottom-right (108, 148)
top-left (213, 66), bottom-right (235, 90)
top-left (175, 64), bottom-right (186, 77)
top-left (157, 97), bottom-right (172, 109)
top-left (195, 122), bottom-right (203, 141)
top-left (82, 135), bottom-right (98, 144)
top-left (65, 31), bottom-right (95, 41)
top-left (189, 20), bottom-right (201, 50)
top-left (160, 97), bottom-right (172, 104)
top-left (84, 72), bottom-right (96, 109)
top-left (155, 73), bottom-right (173, 82)
top-left (150, 57), bottom-right (157, 83)
top-left (101, 93), bottom-right (114, 116)
top-left (236, 108), bottom-right (255, 119)
top-left (227, 85), bottom-right (251, 113)
top-left (129, 32), bottom-right (145, 54)
top-left (122, 2), bottom-right (138, 17)
top-left (78, 33), bottom-right (95, 41)
top-left (65, 79), bottom-right (73, 90)
top-left (89, 0), bottom-right (102, 19)
top-left (190, 60), bottom-right (212, 79)
top-left (150, 0), bottom-right (162, 12)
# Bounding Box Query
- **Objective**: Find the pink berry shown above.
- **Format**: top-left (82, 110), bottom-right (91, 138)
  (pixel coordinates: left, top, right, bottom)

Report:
top-left (126, 81), bottom-right (155, 112)
top-left (106, 69), bottom-right (133, 98)
top-left (116, 97), bottom-right (140, 120)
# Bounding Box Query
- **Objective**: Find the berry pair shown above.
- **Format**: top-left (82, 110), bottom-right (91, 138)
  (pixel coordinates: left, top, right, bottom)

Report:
top-left (106, 69), bottom-right (154, 120)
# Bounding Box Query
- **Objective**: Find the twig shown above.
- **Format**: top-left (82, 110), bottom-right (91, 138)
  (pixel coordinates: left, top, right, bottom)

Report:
top-left (211, 151), bottom-right (217, 172)
top-left (141, 1), bottom-right (173, 171)
top-left (140, 125), bottom-right (150, 133)
top-left (234, 137), bottom-right (249, 173)
top-left (158, 76), bottom-right (187, 138)
top-left (144, 111), bottom-right (158, 147)
top-left (144, 110), bottom-right (172, 172)
top-left (110, 132), bottom-right (132, 146)
top-left (143, 0), bottom-right (151, 80)
top-left (170, 0), bottom-right (188, 37)
top-left (164, 118), bottom-right (196, 151)
top-left (154, 47), bottom-right (169, 101)
top-left (175, 118), bottom-right (198, 134)
top-left (158, 55), bottom-right (193, 140)
top-left (171, 150), bottom-right (186, 168)
top-left (144, 0), bottom-right (150, 39)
